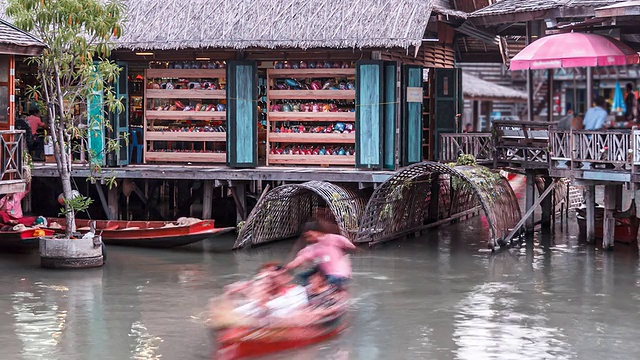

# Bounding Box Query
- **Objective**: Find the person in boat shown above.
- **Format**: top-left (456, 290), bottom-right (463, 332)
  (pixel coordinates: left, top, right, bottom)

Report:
top-left (285, 221), bottom-right (356, 290)
top-left (0, 183), bottom-right (38, 226)
top-left (306, 269), bottom-right (339, 308)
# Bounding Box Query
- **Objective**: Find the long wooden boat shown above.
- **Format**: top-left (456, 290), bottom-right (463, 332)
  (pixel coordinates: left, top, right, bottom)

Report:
top-left (0, 226), bottom-right (55, 252)
top-left (46, 218), bottom-right (235, 248)
top-left (214, 312), bottom-right (347, 360)
top-left (209, 270), bottom-right (350, 360)
top-left (576, 202), bottom-right (640, 244)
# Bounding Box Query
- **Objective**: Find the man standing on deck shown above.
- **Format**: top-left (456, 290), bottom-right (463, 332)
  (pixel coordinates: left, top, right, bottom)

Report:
top-left (582, 97), bottom-right (608, 130)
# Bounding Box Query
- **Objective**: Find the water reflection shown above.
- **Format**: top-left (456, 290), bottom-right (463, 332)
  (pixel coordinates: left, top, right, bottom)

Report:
top-left (453, 282), bottom-right (574, 359)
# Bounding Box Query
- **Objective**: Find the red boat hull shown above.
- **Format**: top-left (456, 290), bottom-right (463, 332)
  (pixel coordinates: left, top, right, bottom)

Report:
top-left (577, 209), bottom-right (639, 244)
top-left (0, 228), bottom-right (55, 252)
top-left (214, 315), bottom-right (347, 360)
top-left (46, 218), bottom-right (234, 248)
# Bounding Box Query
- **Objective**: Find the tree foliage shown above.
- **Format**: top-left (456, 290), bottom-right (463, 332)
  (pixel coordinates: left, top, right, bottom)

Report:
top-left (6, 0), bottom-right (125, 236)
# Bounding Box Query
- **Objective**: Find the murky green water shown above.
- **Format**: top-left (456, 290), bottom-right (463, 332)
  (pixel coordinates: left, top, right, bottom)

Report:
top-left (1, 217), bottom-right (639, 360)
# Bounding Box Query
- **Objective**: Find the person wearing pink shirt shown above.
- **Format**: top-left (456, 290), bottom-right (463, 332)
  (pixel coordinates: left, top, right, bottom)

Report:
top-left (0, 183), bottom-right (36, 226)
top-left (285, 222), bottom-right (356, 289)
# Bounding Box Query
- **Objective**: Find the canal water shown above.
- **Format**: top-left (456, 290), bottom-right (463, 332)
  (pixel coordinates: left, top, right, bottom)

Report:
top-left (1, 217), bottom-right (639, 360)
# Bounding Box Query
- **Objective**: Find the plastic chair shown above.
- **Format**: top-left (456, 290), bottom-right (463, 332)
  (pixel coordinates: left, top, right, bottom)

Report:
top-left (129, 128), bottom-right (143, 163)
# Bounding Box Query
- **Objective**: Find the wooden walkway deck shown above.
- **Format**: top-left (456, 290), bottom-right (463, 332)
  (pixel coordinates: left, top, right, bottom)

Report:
top-left (31, 163), bottom-right (396, 184)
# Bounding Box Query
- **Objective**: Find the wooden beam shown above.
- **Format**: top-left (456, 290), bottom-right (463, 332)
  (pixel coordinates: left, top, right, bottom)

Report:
top-left (94, 183), bottom-right (113, 221)
top-left (202, 180), bottom-right (213, 220)
top-left (541, 176), bottom-right (553, 229)
top-left (230, 183), bottom-right (247, 222)
top-left (107, 186), bottom-right (118, 221)
top-left (525, 171), bottom-right (536, 232)
top-left (603, 185), bottom-right (616, 250)
top-left (585, 185), bottom-right (596, 243)
top-left (502, 181), bottom-right (557, 245)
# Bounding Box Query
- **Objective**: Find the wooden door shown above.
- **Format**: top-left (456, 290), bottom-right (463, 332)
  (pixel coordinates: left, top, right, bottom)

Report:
top-left (401, 65), bottom-right (423, 166)
top-left (0, 54), bottom-right (13, 130)
top-left (383, 61), bottom-right (397, 170)
top-left (227, 61), bottom-right (258, 168)
top-left (432, 68), bottom-right (462, 161)
top-left (355, 60), bottom-right (384, 169)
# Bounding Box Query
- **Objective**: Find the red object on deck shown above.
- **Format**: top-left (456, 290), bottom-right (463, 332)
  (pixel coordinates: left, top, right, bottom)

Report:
top-left (510, 33), bottom-right (639, 70)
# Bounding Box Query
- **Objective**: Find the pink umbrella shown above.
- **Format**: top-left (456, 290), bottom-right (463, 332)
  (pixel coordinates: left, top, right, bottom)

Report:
top-left (510, 33), bottom-right (639, 70)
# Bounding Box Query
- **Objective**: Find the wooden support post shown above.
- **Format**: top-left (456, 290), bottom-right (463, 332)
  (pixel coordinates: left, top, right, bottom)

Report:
top-left (107, 186), bottom-right (119, 221)
top-left (541, 176), bottom-right (553, 229)
top-left (585, 185), bottom-right (596, 243)
top-left (95, 183), bottom-right (113, 220)
top-left (429, 173), bottom-right (440, 223)
top-left (603, 185), bottom-right (616, 250)
top-left (614, 184), bottom-right (623, 211)
top-left (525, 171), bottom-right (536, 232)
top-left (230, 183), bottom-right (247, 223)
top-left (202, 180), bottom-right (213, 220)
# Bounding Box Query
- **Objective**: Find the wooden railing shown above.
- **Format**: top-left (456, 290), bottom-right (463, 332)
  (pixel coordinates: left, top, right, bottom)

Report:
top-left (0, 130), bottom-right (27, 191)
top-left (492, 121), bottom-right (550, 168)
top-left (550, 129), bottom-right (633, 179)
top-left (440, 133), bottom-right (493, 163)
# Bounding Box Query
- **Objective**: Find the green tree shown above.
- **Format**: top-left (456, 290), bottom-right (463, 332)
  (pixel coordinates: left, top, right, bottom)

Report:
top-left (6, 0), bottom-right (125, 236)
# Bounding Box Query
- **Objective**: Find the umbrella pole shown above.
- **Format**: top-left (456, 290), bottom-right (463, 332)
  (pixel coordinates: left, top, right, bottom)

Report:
top-left (586, 67), bottom-right (593, 109)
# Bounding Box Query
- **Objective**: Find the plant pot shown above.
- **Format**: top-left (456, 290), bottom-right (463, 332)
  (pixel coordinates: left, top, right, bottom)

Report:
top-left (39, 235), bottom-right (105, 269)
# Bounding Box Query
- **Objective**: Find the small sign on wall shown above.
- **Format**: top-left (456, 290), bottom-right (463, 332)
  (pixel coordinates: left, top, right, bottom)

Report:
top-left (406, 87), bottom-right (422, 103)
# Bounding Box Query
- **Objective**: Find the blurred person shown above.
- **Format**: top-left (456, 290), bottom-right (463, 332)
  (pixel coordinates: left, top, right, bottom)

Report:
top-left (582, 97), bottom-right (608, 130)
top-left (0, 183), bottom-right (36, 226)
top-left (626, 82), bottom-right (638, 121)
top-left (557, 109), bottom-right (574, 131)
top-left (25, 108), bottom-right (46, 159)
top-left (286, 221), bottom-right (356, 289)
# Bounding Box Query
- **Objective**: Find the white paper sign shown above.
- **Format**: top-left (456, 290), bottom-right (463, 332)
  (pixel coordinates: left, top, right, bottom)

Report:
top-left (406, 87), bottom-right (423, 103)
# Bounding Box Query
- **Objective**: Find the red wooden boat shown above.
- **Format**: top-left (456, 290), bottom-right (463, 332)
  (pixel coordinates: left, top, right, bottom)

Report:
top-left (209, 270), bottom-right (350, 359)
top-left (46, 218), bottom-right (235, 248)
top-left (0, 226), bottom-right (55, 252)
top-left (214, 312), bottom-right (347, 360)
top-left (576, 201), bottom-right (639, 244)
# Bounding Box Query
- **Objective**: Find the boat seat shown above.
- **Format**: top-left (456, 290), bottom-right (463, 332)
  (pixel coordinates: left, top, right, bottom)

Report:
top-left (121, 227), bottom-right (141, 230)
top-left (104, 225), bottom-right (119, 231)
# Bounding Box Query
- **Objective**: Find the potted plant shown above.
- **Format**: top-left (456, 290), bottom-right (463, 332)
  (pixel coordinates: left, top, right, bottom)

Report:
top-left (7, 0), bottom-right (125, 268)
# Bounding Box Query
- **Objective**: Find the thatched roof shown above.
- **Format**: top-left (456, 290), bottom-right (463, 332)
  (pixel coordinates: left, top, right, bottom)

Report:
top-left (463, 71), bottom-right (527, 101)
top-left (469, 0), bottom-right (627, 21)
top-left (433, 5), bottom-right (469, 19)
top-left (117, 0), bottom-right (435, 51)
top-left (0, 19), bottom-right (44, 55)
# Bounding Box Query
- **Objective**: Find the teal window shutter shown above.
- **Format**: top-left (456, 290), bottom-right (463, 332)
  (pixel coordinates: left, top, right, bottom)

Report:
top-left (383, 61), bottom-right (398, 170)
top-left (356, 60), bottom-right (384, 169)
top-left (401, 65), bottom-right (423, 166)
top-left (227, 61), bottom-right (258, 168)
top-left (87, 66), bottom-right (104, 166)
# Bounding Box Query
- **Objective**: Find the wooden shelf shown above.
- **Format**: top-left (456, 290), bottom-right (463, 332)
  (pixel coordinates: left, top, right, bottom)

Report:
top-left (268, 69), bottom-right (355, 78)
top-left (269, 133), bottom-right (354, 144)
top-left (268, 112), bottom-right (355, 122)
top-left (144, 68), bottom-right (228, 165)
top-left (146, 111), bottom-right (226, 121)
top-left (145, 152), bottom-right (226, 163)
top-left (268, 154), bottom-right (355, 166)
top-left (269, 90), bottom-right (355, 100)
top-left (145, 131), bottom-right (226, 141)
top-left (146, 89), bottom-right (225, 99)
top-left (146, 69), bottom-right (226, 79)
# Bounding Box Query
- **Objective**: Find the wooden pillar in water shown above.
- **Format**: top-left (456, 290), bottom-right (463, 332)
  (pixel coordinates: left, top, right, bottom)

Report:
top-left (541, 176), bottom-right (553, 229)
top-left (525, 171), bottom-right (536, 232)
top-left (614, 184), bottom-right (623, 211)
top-left (231, 183), bottom-right (247, 224)
top-left (585, 185), bottom-right (596, 243)
top-left (108, 186), bottom-right (119, 220)
top-left (602, 185), bottom-right (616, 250)
top-left (202, 180), bottom-right (213, 220)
